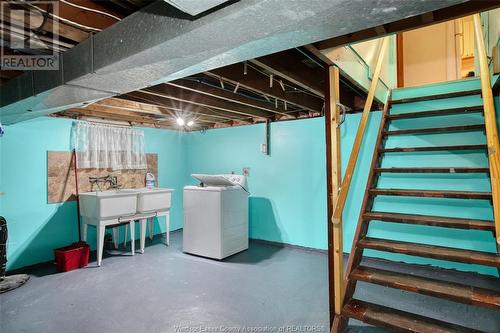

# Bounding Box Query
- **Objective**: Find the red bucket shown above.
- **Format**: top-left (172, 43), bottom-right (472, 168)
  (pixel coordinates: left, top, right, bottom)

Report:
top-left (54, 242), bottom-right (90, 272)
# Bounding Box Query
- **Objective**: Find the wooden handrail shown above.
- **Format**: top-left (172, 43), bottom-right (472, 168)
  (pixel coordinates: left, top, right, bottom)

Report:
top-left (473, 14), bottom-right (500, 246)
top-left (329, 36), bottom-right (389, 310)
top-left (331, 37), bottom-right (389, 226)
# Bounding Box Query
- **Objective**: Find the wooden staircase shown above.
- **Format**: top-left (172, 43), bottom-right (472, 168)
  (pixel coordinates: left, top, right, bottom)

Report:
top-left (334, 87), bottom-right (500, 332)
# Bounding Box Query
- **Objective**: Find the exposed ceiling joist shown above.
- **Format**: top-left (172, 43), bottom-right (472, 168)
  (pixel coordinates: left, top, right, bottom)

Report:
top-left (122, 91), bottom-right (251, 121)
top-left (95, 97), bottom-right (228, 124)
top-left (206, 64), bottom-right (324, 113)
top-left (142, 85), bottom-right (275, 119)
top-left (166, 78), bottom-right (291, 116)
top-left (249, 52), bottom-right (325, 98)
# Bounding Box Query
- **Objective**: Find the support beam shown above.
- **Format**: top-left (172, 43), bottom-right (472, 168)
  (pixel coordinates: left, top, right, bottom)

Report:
top-left (122, 91), bottom-right (249, 121)
top-left (95, 97), bottom-right (222, 124)
top-left (325, 66), bottom-right (342, 327)
top-left (167, 78), bottom-right (290, 116)
top-left (473, 14), bottom-right (500, 246)
top-left (250, 50), bottom-right (325, 98)
top-left (207, 64), bottom-right (324, 112)
top-left (314, 0), bottom-right (500, 51)
top-left (143, 84), bottom-right (274, 119)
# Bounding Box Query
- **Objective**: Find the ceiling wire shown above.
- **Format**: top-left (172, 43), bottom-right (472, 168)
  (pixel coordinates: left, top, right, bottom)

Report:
top-left (26, 3), bottom-right (101, 32)
top-left (60, 0), bottom-right (122, 22)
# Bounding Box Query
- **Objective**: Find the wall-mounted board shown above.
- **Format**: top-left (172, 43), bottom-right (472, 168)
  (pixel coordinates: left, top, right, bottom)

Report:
top-left (47, 151), bottom-right (158, 204)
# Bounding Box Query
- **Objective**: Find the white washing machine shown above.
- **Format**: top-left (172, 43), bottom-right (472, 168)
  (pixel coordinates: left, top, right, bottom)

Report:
top-left (183, 174), bottom-right (249, 259)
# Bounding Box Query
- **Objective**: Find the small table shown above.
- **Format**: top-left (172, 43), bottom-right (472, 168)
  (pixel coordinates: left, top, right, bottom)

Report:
top-left (81, 210), bottom-right (170, 266)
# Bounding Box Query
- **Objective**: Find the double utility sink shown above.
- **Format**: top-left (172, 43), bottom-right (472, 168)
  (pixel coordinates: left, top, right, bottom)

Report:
top-left (78, 187), bottom-right (174, 266)
top-left (79, 187), bottom-right (173, 219)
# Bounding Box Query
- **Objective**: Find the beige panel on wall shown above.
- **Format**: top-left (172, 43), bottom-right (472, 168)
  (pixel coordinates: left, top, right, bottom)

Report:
top-left (403, 22), bottom-right (459, 87)
top-left (47, 152), bottom-right (158, 204)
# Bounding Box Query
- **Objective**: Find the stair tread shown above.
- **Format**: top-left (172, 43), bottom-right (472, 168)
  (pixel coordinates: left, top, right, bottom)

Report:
top-left (380, 144), bottom-right (488, 153)
top-left (359, 237), bottom-right (500, 267)
top-left (387, 105), bottom-right (483, 120)
top-left (363, 212), bottom-right (494, 231)
top-left (374, 167), bottom-right (490, 173)
top-left (369, 188), bottom-right (492, 200)
top-left (343, 299), bottom-right (481, 333)
top-left (391, 89), bottom-right (482, 104)
top-left (351, 266), bottom-right (500, 310)
top-left (383, 124), bottom-right (485, 136)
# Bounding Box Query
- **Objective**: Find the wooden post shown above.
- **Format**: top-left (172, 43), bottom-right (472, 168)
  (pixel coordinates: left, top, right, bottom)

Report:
top-left (473, 14), bottom-right (500, 246)
top-left (396, 33), bottom-right (404, 88)
top-left (326, 66), bottom-right (343, 318)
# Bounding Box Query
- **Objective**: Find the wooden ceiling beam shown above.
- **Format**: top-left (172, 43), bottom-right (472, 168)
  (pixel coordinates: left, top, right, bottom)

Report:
top-left (314, 0), bottom-right (500, 50)
top-left (122, 91), bottom-right (249, 121)
top-left (250, 50), bottom-right (325, 98)
top-left (141, 84), bottom-right (274, 119)
top-left (65, 107), bottom-right (214, 130)
top-left (96, 98), bottom-right (167, 116)
top-left (207, 63), bottom-right (324, 112)
top-left (167, 78), bottom-right (291, 116)
top-left (95, 97), bottom-right (224, 124)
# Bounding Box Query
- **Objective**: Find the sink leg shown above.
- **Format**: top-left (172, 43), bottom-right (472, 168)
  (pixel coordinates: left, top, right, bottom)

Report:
top-left (123, 224), bottom-right (128, 248)
top-left (129, 221), bottom-right (135, 256)
top-left (112, 227), bottom-right (119, 249)
top-left (165, 211), bottom-right (170, 246)
top-left (139, 219), bottom-right (147, 254)
top-left (82, 221), bottom-right (88, 242)
top-left (96, 225), bottom-right (105, 267)
top-left (148, 218), bottom-right (154, 240)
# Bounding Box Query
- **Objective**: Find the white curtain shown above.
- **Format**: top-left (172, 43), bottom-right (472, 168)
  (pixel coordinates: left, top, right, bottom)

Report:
top-left (72, 121), bottom-right (147, 170)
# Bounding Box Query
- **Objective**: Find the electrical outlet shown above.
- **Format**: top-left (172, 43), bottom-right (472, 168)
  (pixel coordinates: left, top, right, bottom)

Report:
top-left (260, 143), bottom-right (267, 154)
top-left (243, 168), bottom-right (250, 176)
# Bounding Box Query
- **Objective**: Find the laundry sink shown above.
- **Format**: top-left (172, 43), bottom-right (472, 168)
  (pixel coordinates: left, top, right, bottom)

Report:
top-left (135, 188), bottom-right (174, 213)
top-left (79, 190), bottom-right (138, 220)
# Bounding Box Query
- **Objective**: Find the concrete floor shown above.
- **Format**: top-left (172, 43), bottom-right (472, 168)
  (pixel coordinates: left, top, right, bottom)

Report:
top-left (1, 231), bottom-right (499, 333)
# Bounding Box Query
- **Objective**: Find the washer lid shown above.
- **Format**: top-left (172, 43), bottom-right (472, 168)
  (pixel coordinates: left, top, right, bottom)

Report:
top-left (191, 174), bottom-right (234, 187)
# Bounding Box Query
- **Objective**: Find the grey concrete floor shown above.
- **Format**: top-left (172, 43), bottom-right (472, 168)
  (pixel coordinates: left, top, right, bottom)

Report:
top-left (1, 231), bottom-right (499, 333)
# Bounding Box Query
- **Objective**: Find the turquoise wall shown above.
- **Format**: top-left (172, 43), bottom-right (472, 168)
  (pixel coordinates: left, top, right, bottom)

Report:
top-left (184, 118), bottom-right (329, 249)
top-left (0, 117), bottom-right (187, 270)
top-left (1, 77), bottom-right (498, 276)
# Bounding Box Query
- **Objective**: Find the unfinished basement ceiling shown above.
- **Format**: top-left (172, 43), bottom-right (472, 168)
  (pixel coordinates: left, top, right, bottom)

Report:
top-left (54, 47), bottom-right (373, 130)
top-left (1, 0), bottom-right (499, 128)
top-left (0, 0), bottom-right (153, 85)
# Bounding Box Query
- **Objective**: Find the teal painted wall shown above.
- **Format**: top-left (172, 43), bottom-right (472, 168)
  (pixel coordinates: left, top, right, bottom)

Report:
top-left (184, 118), bottom-right (329, 249)
top-left (183, 115), bottom-right (382, 251)
top-left (1, 76), bottom-right (498, 276)
top-left (0, 117), bottom-right (187, 270)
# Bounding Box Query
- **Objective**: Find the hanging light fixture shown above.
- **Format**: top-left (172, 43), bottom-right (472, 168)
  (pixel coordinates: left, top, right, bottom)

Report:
top-left (187, 120), bottom-right (194, 127)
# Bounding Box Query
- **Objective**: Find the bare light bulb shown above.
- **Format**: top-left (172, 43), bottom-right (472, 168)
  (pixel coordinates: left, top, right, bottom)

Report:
top-left (187, 120), bottom-right (194, 127)
top-left (176, 117), bottom-right (185, 126)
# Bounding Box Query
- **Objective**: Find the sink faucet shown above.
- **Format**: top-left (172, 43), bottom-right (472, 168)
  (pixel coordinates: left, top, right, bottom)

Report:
top-left (89, 175), bottom-right (122, 191)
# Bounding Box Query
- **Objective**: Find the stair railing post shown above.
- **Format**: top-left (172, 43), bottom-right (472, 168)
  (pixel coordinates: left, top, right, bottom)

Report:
top-left (473, 14), bottom-right (500, 246)
top-left (331, 36), bottom-right (389, 311)
top-left (326, 66), bottom-right (343, 319)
